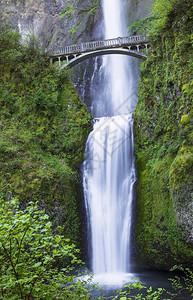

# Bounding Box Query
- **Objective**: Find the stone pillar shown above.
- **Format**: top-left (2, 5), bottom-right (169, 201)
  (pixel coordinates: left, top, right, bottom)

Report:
top-left (145, 44), bottom-right (148, 52)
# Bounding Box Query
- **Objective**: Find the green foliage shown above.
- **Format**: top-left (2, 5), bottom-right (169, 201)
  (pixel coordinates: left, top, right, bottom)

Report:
top-left (113, 281), bottom-right (166, 300)
top-left (151, 0), bottom-right (177, 18)
top-left (134, 0), bottom-right (193, 269)
top-left (0, 25), bottom-right (21, 53)
top-left (169, 266), bottom-right (193, 298)
top-left (0, 24), bottom-right (92, 244)
top-left (128, 16), bottom-right (156, 35)
top-left (0, 194), bottom-right (95, 299)
top-left (151, 0), bottom-right (193, 33)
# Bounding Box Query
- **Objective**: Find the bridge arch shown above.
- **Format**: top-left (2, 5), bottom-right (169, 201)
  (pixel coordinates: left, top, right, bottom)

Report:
top-left (58, 48), bottom-right (147, 69)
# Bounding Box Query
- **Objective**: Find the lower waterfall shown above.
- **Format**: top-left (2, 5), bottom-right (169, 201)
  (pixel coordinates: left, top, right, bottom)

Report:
top-left (83, 114), bottom-right (136, 276)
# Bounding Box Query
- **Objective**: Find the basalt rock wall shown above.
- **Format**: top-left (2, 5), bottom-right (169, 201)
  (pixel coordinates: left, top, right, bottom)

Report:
top-left (0, 0), bottom-right (102, 50)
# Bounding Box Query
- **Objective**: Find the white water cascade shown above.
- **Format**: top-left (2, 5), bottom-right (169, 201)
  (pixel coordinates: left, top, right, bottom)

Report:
top-left (83, 0), bottom-right (138, 285)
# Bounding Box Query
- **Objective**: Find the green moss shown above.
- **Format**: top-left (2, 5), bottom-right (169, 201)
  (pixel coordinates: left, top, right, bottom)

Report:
top-left (181, 114), bottom-right (190, 126)
top-left (0, 25), bottom-right (92, 247)
top-left (60, 4), bottom-right (74, 19)
top-left (169, 149), bottom-right (193, 193)
top-left (134, 0), bottom-right (193, 269)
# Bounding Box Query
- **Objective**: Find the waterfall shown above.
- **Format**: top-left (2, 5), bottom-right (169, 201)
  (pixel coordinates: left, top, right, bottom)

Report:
top-left (83, 0), bottom-right (138, 283)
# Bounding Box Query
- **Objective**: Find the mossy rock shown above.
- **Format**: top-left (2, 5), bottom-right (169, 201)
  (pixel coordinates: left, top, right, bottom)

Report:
top-left (181, 114), bottom-right (190, 126)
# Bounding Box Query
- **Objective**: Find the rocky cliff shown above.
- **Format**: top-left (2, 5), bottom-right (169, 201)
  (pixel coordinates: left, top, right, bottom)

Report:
top-left (0, 0), bottom-right (101, 50)
top-left (134, 0), bottom-right (193, 269)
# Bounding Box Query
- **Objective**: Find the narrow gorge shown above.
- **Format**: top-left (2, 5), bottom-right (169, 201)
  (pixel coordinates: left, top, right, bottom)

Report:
top-left (0, 0), bottom-right (192, 288)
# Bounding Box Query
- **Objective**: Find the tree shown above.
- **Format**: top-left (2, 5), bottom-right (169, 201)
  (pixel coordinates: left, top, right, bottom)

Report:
top-left (0, 194), bottom-right (94, 299)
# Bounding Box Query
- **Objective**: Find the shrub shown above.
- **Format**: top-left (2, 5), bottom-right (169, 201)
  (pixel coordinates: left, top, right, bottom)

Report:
top-left (0, 194), bottom-right (93, 299)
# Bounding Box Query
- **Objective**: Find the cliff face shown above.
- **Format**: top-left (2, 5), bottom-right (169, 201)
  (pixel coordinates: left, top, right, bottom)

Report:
top-left (134, 0), bottom-right (193, 269)
top-left (0, 0), bottom-right (102, 50)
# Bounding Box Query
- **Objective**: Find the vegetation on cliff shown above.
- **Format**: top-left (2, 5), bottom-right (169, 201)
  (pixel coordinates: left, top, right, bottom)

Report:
top-left (133, 0), bottom-right (193, 269)
top-left (0, 25), bottom-right (92, 245)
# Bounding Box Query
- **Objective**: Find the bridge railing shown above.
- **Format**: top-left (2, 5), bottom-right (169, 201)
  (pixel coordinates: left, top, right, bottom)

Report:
top-left (51, 35), bottom-right (149, 57)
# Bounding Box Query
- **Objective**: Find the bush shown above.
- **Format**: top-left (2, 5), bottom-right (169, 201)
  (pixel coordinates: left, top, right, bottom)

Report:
top-left (0, 194), bottom-right (94, 299)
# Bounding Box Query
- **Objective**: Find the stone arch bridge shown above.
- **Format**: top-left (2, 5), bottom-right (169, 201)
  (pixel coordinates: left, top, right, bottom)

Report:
top-left (50, 35), bottom-right (150, 69)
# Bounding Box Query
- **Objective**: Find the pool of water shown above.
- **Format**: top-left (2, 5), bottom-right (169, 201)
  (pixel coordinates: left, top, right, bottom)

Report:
top-left (81, 269), bottom-right (191, 299)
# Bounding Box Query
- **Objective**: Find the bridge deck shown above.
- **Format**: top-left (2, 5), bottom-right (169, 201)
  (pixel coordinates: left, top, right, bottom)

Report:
top-left (50, 35), bottom-right (150, 57)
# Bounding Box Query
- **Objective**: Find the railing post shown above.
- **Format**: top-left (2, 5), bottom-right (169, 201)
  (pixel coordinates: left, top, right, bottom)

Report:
top-left (58, 57), bottom-right (61, 67)
top-left (118, 37), bottom-right (121, 46)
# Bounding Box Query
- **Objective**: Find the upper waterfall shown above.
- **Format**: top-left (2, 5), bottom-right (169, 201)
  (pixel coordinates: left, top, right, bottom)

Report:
top-left (90, 0), bottom-right (138, 118)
